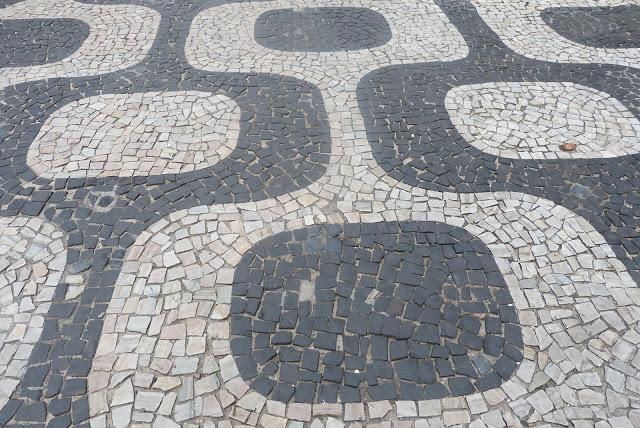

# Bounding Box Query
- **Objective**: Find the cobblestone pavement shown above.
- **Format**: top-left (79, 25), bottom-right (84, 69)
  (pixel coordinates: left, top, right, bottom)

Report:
top-left (1, 0), bottom-right (640, 427)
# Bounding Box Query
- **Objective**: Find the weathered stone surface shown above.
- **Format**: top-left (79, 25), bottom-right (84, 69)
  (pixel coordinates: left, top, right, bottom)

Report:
top-left (5, 1), bottom-right (640, 427)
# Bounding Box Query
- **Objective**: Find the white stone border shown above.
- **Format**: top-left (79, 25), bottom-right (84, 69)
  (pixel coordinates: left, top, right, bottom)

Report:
top-left (186, 0), bottom-right (469, 78)
top-left (26, 91), bottom-right (241, 179)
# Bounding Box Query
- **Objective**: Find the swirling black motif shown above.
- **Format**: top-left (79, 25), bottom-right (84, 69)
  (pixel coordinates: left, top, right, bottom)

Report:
top-left (0, 0), bottom-right (330, 425)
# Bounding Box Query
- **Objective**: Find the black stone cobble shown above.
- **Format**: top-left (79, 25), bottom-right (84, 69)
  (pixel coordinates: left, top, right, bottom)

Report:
top-left (231, 222), bottom-right (523, 403)
top-left (541, 5), bottom-right (640, 49)
top-left (358, 0), bottom-right (640, 287)
top-left (254, 7), bottom-right (391, 52)
top-left (0, 19), bottom-right (89, 67)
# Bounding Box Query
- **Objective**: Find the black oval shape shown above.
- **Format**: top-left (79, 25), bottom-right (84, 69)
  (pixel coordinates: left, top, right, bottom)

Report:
top-left (231, 221), bottom-right (523, 403)
top-left (0, 19), bottom-right (89, 67)
top-left (541, 5), bottom-right (640, 49)
top-left (254, 7), bottom-right (392, 52)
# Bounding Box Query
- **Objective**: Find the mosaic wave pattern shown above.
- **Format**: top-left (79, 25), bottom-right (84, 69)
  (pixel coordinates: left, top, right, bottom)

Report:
top-left (469, 0), bottom-right (640, 68)
top-left (445, 81), bottom-right (640, 159)
top-left (1, 0), bottom-right (640, 427)
top-left (0, 0), bottom-right (161, 89)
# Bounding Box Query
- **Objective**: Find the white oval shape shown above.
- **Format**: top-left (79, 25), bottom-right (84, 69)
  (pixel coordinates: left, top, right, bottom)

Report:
top-left (28, 91), bottom-right (241, 178)
top-left (446, 82), bottom-right (640, 159)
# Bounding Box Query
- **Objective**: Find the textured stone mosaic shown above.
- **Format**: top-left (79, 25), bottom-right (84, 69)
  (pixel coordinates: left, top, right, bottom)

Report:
top-left (27, 91), bottom-right (241, 178)
top-left (2, 0), bottom-right (640, 426)
top-left (86, 194), bottom-right (640, 427)
top-left (470, 0), bottom-right (640, 68)
top-left (254, 7), bottom-right (392, 52)
top-left (0, 0), bottom-right (160, 89)
top-left (541, 5), bottom-right (640, 49)
top-left (232, 222), bottom-right (522, 403)
top-left (446, 81), bottom-right (640, 159)
top-left (0, 19), bottom-right (89, 67)
top-left (0, 216), bottom-right (68, 412)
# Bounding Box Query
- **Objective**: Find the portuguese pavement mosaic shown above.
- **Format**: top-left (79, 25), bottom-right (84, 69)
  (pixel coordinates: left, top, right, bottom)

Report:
top-left (1, 0), bottom-right (640, 427)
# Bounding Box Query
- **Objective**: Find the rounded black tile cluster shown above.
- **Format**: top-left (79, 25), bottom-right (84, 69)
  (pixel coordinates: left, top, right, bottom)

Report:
top-left (231, 222), bottom-right (523, 403)
top-left (0, 19), bottom-right (89, 67)
top-left (0, 0), bottom-right (28, 9)
top-left (254, 7), bottom-right (391, 52)
top-left (541, 5), bottom-right (640, 49)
